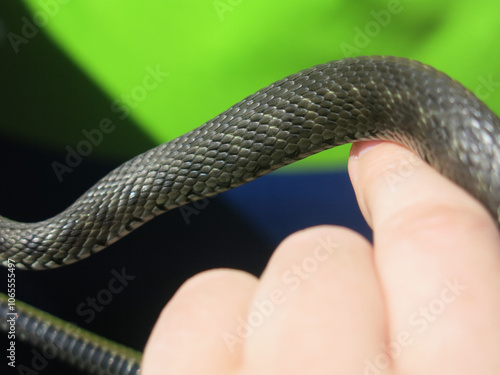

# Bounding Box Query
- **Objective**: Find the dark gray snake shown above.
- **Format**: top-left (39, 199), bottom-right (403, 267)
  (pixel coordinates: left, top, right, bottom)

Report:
top-left (1, 56), bottom-right (499, 374)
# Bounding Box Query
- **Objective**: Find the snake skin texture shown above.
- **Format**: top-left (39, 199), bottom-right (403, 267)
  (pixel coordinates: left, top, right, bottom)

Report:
top-left (0, 294), bottom-right (141, 375)
top-left (1, 56), bottom-right (499, 270)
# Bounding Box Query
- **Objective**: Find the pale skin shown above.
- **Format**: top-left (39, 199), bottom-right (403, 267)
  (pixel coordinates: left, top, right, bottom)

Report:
top-left (142, 141), bottom-right (500, 374)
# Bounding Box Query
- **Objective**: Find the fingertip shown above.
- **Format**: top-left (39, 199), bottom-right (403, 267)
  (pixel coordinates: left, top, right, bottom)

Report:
top-left (142, 268), bottom-right (258, 374)
top-left (348, 141), bottom-right (402, 226)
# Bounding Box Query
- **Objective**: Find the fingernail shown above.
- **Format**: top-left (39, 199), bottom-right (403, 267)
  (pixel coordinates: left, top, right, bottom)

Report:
top-left (349, 141), bottom-right (383, 160)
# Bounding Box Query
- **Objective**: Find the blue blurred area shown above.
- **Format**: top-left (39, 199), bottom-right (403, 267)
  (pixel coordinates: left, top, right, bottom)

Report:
top-left (222, 170), bottom-right (371, 245)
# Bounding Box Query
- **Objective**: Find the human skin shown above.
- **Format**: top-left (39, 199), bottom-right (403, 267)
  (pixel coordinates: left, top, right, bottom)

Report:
top-left (142, 141), bottom-right (500, 375)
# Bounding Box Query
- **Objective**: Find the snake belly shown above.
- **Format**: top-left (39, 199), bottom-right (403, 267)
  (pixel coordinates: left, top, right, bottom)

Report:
top-left (1, 56), bottom-right (499, 270)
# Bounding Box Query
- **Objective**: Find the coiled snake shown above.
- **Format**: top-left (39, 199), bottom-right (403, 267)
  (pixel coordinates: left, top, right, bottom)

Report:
top-left (1, 56), bottom-right (499, 374)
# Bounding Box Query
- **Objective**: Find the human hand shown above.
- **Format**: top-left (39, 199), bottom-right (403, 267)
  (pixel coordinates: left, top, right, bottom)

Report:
top-left (142, 141), bottom-right (500, 374)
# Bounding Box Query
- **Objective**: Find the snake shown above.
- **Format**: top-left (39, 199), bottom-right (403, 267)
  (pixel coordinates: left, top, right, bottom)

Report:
top-left (0, 56), bottom-right (499, 374)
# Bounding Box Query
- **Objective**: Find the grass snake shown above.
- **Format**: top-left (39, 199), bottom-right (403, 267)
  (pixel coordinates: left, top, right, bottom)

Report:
top-left (0, 56), bottom-right (499, 374)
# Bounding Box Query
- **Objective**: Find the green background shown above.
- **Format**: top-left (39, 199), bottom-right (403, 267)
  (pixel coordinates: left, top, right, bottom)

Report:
top-left (6, 0), bottom-right (500, 170)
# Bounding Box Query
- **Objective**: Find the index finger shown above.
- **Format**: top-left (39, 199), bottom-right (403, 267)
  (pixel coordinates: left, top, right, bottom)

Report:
top-left (348, 141), bottom-right (500, 374)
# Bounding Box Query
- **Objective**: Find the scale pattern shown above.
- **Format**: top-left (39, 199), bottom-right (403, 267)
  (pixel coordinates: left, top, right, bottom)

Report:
top-left (0, 294), bottom-right (141, 375)
top-left (1, 56), bottom-right (499, 270)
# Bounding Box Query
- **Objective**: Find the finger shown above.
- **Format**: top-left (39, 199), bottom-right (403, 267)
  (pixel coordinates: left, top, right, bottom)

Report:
top-left (142, 269), bottom-right (258, 375)
top-left (348, 141), bottom-right (500, 374)
top-left (243, 225), bottom-right (388, 375)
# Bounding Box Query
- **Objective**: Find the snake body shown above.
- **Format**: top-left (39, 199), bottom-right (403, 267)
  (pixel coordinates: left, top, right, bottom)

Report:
top-left (0, 293), bottom-right (142, 374)
top-left (0, 56), bottom-right (499, 373)
top-left (1, 56), bottom-right (499, 270)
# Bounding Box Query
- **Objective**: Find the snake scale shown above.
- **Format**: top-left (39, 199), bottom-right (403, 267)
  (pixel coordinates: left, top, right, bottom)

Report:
top-left (0, 56), bottom-right (499, 374)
